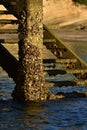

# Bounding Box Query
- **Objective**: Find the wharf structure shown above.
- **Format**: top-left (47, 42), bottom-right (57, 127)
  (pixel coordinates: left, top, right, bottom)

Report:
top-left (0, 0), bottom-right (87, 101)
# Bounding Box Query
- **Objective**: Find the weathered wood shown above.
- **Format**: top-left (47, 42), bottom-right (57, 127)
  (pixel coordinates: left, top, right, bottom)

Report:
top-left (0, 0), bottom-right (18, 18)
top-left (0, 29), bottom-right (17, 34)
top-left (45, 69), bottom-right (66, 75)
top-left (67, 69), bottom-right (87, 74)
top-left (0, 44), bottom-right (18, 83)
top-left (45, 68), bottom-right (87, 76)
top-left (43, 58), bottom-right (77, 64)
top-left (0, 10), bottom-right (15, 14)
top-left (43, 25), bottom-right (87, 68)
top-left (0, 19), bottom-right (18, 24)
top-left (0, 39), bottom-right (18, 43)
top-left (47, 79), bottom-right (87, 87)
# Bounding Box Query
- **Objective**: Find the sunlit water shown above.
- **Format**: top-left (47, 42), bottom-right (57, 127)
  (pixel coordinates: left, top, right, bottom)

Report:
top-left (1, 42), bottom-right (87, 130)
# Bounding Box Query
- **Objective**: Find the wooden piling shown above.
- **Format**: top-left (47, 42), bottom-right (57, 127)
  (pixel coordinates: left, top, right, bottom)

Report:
top-left (12, 0), bottom-right (52, 101)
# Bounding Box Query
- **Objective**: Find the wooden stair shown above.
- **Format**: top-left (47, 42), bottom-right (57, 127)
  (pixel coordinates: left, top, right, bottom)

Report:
top-left (0, 19), bottom-right (18, 24)
top-left (0, 39), bottom-right (18, 43)
top-left (0, 29), bottom-right (18, 34)
top-left (43, 25), bottom-right (87, 95)
top-left (0, 0), bottom-right (18, 17)
top-left (0, 5), bottom-right (18, 43)
top-left (45, 68), bottom-right (87, 76)
top-left (0, 10), bottom-right (15, 14)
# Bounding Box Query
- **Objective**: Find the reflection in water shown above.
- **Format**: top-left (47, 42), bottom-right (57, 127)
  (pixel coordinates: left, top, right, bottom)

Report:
top-left (1, 98), bottom-right (87, 130)
top-left (1, 44), bottom-right (87, 130)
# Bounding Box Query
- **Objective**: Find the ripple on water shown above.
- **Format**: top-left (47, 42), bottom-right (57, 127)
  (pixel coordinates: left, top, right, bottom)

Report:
top-left (1, 96), bottom-right (87, 130)
top-left (1, 42), bottom-right (87, 129)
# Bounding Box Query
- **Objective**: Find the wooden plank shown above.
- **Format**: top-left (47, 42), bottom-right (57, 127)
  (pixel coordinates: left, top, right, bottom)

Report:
top-left (67, 69), bottom-right (87, 74)
top-left (0, 19), bottom-right (18, 24)
top-left (77, 80), bottom-right (87, 86)
top-left (43, 58), bottom-right (77, 64)
top-left (44, 25), bottom-right (87, 68)
top-left (0, 43), bottom-right (18, 83)
top-left (0, 29), bottom-right (17, 33)
top-left (43, 59), bottom-right (56, 63)
top-left (45, 68), bottom-right (87, 76)
top-left (0, 10), bottom-right (15, 14)
top-left (0, 39), bottom-right (18, 43)
top-left (45, 69), bottom-right (66, 75)
top-left (56, 59), bottom-right (77, 63)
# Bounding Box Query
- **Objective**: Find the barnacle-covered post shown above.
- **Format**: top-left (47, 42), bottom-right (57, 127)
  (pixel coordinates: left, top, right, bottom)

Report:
top-left (12, 0), bottom-right (51, 101)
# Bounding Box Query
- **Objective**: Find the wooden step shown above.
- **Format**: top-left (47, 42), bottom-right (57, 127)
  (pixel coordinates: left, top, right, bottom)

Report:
top-left (43, 58), bottom-right (77, 64)
top-left (0, 10), bottom-right (17, 16)
top-left (43, 59), bottom-right (56, 63)
top-left (45, 68), bottom-right (87, 76)
top-left (0, 43), bottom-right (18, 83)
top-left (46, 80), bottom-right (87, 87)
top-left (0, 29), bottom-right (18, 33)
top-left (45, 69), bottom-right (66, 76)
top-left (0, 19), bottom-right (18, 24)
top-left (67, 69), bottom-right (87, 74)
top-left (0, 10), bottom-right (14, 14)
top-left (77, 80), bottom-right (87, 86)
top-left (0, 39), bottom-right (18, 43)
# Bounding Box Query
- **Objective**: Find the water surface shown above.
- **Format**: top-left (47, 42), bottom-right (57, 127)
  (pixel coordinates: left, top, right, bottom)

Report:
top-left (0, 43), bottom-right (87, 130)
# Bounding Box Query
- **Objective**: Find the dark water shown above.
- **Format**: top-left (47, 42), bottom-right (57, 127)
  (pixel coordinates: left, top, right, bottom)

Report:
top-left (1, 97), bottom-right (87, 130)
top-left (1, 43), bottom-right (87, 130)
